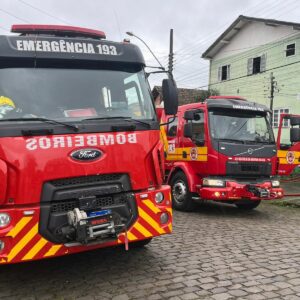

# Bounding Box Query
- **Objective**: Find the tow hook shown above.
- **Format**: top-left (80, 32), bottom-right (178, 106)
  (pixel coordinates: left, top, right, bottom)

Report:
top-left (246, 185), bottom-right (269, 198)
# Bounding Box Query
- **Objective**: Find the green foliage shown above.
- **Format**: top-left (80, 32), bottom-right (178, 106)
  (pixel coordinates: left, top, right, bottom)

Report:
top-left (196, 88), bottom-right (220, 102)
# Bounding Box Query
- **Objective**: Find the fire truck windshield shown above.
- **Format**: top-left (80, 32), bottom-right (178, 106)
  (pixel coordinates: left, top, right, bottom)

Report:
top-left (0, 67), bottom-right (155, 123)
top-left (209, 110), bottom-right (275, 144)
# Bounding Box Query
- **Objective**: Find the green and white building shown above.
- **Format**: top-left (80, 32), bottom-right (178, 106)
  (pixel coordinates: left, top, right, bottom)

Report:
top-left (202, 15), bottom-right (300, 142)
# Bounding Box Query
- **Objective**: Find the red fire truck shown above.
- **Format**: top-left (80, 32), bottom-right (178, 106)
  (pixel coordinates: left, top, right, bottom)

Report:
top-left (161, 96), bottom-right (300, 211)
top-left (0, 25), bottom-right (178, 264)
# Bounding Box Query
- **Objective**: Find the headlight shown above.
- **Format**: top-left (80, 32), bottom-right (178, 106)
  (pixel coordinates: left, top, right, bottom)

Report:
top-left (155, 192), bottom-right (164, 204)
top-left (203, 178), bottom-right (225, 187)
top-left (160, 212), bottom-right (169, 224)
top-left (271, 180), bottom-right (280, 187)
top-left (0, 213), bottom-right (11, 228)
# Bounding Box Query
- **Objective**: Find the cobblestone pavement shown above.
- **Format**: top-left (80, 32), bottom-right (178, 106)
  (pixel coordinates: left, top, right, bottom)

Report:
top-left (1, 202), bottom-right (300, 300)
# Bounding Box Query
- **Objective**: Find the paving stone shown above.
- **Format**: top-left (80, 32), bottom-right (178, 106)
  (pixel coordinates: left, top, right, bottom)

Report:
top-left (212, 293), bottom-right (233, 300)
top-left (1, 203), bottom-right (300, 300)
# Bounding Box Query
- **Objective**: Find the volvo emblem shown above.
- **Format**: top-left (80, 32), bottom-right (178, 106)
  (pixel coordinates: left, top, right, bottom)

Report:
top-left (247, 148), bottom-right (254, 155)
top-left (70, 148), bottom-right (102, 161)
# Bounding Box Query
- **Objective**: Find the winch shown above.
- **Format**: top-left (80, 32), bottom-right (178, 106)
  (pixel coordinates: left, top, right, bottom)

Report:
top-left (62, 208), bottom-right (121, 244)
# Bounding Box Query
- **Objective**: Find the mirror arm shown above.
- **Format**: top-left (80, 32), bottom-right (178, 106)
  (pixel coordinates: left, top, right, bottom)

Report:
top-left (160, 115), bottom-right (176, 126)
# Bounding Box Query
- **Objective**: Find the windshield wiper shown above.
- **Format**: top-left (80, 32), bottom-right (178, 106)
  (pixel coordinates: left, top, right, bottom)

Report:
top-left (217, 138), bottom-right (245, 144)
top-left (0, 117), bottom-right (79, 132)
top-left (82, 116), bottom-right (151, 128)
top-left (244, 140), bottom-right (274, 145)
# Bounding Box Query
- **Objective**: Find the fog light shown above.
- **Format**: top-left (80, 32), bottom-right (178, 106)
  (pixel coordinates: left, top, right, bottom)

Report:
top-left (155, 192), bottom-right (164, 204)
top-left (160, 212), bottom-right (169, 224)
top-left (271, 180), bottom-right (280, 187)
top-left (278, 191), bottom-right (283, 197)
top-left (214, 192), bottom-right (221, 197)
top-left (0, 213), bottom-right (11, 228)
top-left (0, 240), bottom-right (4, 251)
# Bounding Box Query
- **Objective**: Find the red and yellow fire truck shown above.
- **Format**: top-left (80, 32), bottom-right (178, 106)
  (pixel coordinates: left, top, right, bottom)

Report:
top-left (161, 96), bottom-right (300, 211)
top-left (0, 25), bottom-right (178, 264)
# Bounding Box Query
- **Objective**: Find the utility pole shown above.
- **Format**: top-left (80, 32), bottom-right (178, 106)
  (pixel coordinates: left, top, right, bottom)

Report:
top-left (168, 29), bottom-right (174, 80)
top-left (269, 72), bottom-right (275, 123)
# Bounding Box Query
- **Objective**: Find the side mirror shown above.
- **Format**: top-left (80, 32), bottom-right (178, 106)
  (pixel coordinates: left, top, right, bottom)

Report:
top-left (162, 79), bottom-right (178, 115)
top-left (184, 111), bottom-right (195, 120)
top-left (184, 110), bottom-right (201, 121)
top-left (291, 128), bottom-right (300, 143)
top-left (183, 123), bottom-right (193, 138)
top-left (290, 116), bottom-right (300, 126)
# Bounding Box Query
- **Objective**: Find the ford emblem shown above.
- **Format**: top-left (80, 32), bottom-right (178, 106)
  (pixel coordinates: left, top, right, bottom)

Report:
top-left (70, 148), bottom-right (102, 162)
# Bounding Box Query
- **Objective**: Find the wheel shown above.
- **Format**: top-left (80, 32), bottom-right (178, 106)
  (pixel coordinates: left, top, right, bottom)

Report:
top-left (130, 238), bottom-right (152, 248)
top-left (235, 200), bottom-right (261, 210)
top-left (170, 171), bottom-right (195, 211)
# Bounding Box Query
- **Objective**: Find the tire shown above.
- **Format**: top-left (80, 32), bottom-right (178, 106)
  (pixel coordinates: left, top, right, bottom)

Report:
top-left (235, 200), bottom-right (261, 210)
top-left (130, 238), bottom-right (152, 248)
top-left (170, 171), bottom-right (195, 211)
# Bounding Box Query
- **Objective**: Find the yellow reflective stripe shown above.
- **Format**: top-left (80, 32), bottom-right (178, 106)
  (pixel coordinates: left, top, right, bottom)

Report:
top-left (7, 217), bottom-right (32, 238)
top-left (166, 207), bottom-right (172, 216)
top-left (22, 238), bottom-right (47, 261)
top-left (279, 158), bottom-right (299, 165)
top-left (134, 222), bottom-right (152, 238)
top-left (277, 150), bottom-right (300, 164)
top-left (127, 232), bottom-right (138, 241)
top-left (7, 224), bottom-right (38, 262)
top-left (138, 207), bottom-right (165, 235)
top-left (277, 150), bottom-right (300, 157)
top-left (160, 126), bottom-right (169, 152)
top-left (44, 245), bottom-right (62, 257)
top-left (143, 199), bottom-right (161, 214)
top-left (180, 147), bottom-right (207, 155)
top-left (277, 150), bottom-right (287, 157)
top-left (167, 154), bottom-right (208, 161)
top-left (168, 223), bottom-right (172, 232)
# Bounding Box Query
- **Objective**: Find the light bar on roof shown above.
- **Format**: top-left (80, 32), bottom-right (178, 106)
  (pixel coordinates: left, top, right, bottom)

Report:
top-left (11, 24), bottom-right (106, 39)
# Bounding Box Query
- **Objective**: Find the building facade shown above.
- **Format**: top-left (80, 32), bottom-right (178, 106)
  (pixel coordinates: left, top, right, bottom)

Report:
top-left (202, 16), bottom-right (300, 142)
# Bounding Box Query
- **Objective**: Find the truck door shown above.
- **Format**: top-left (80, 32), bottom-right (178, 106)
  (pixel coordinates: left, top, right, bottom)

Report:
top-left (181, 110), bottom-right (208, 171)
top-left (277, 114), bottom-right (300, 175)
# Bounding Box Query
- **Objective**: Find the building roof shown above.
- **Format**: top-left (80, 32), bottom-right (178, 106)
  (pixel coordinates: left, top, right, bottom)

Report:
top-left (202, 15), bottom-right (300, 59)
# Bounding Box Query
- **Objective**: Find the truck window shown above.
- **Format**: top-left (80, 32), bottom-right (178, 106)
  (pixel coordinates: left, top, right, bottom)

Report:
top-left (191, 111), bottom-right (205, 143)
top-left (0, 68), bottom-right (155, 122)
top-left (209, 110), bottom-right (274, 143)
top-left (167, 117), bottom-right (178, 137)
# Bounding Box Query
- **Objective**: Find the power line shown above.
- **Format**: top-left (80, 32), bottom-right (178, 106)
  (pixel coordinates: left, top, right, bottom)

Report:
top-left (17, 0), bottom-right (72, 25)
top-left (175, 31), bottom-right (300, 83)
top-left (0, 7), bottom-right (30, 24)
top-left (172, 0), bottom-right (300, 70)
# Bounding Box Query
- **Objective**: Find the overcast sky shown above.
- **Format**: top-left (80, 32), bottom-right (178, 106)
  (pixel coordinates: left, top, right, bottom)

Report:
top-left (1, 0), bottom-right (300, 89)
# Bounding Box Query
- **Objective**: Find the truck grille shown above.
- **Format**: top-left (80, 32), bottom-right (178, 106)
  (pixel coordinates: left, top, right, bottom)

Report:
top-left (226, 162), bottom-right (272, 177)
top-left (51, 196), bottom-right (127, 213)
top-left (50, 174), bottom-right (123, 187)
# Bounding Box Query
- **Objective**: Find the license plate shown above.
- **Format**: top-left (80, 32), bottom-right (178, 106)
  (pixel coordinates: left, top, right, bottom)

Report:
top-left (87, 209), bottom-right (112, 218)
top-left (87, 209), bottom-right (112, 226)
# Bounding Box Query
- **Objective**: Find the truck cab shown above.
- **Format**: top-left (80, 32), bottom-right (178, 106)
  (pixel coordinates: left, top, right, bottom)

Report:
top-left (161, 96), bottom-right (300, 211)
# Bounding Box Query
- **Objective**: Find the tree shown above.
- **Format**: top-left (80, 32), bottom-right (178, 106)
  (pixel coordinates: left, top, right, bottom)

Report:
top-left (196, 88), bottom-right (219, 102)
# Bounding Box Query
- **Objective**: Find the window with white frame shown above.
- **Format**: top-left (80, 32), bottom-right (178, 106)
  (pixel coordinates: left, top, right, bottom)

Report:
top-left (272, 108), bottom-right (289, 128)
top-left (218, 64), bottom-right (230, 81)
top-left (286, 43), bottom-right (296, 57)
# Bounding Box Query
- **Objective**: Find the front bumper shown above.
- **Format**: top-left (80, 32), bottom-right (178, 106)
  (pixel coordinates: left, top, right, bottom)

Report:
top-left (0, 185), bottom-right (172, 264)
top-left (198, 180), bottom-right (283, 201)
